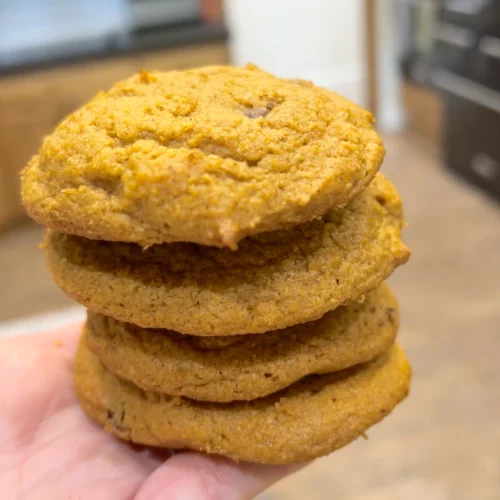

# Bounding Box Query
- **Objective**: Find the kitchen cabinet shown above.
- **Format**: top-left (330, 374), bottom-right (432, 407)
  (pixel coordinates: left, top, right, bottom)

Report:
top-left (0, 41), bottom-right (228, 227)
top-left (433, 1), bottom-right (500, 201)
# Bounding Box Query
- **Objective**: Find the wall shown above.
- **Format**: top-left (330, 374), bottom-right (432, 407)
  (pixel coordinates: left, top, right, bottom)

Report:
top-left (224, 0), bottom-right (367, 107)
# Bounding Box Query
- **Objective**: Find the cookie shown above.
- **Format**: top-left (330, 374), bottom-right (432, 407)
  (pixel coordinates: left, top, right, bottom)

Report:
top-left (86, 283), bottom-right (398, 402)
top-left (45, 174), bottom-right (410, 335)
top-left (75, 335), bottom-right (411, 464)
top-left (22, 64), bottom-right (384, 249)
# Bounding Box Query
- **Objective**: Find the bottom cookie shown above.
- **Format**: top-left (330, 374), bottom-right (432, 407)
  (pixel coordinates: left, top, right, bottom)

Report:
top-left (74, 335), bottom-right (411, 464)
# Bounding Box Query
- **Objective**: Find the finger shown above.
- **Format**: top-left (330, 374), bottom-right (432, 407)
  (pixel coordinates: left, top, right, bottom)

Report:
top-left (0, 321), bottom-right (84, 360)
top-left (0, 321), bottom-right (84, 416)
top-left (134, 451), bottom-right (308, 500)
top-left (0, 322), bottom-right (84, 434)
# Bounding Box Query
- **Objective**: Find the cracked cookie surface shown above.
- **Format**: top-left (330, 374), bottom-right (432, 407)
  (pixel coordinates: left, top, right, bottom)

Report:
top-left (75, 336), bottom-right (411, 464)
top-left (85, 283), bottom-right (398, 402)
top-left (22, 64), bottom-right (384, 248)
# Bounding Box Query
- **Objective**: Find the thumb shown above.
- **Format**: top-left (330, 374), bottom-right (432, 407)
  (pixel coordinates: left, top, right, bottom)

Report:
top-left (134, 452), bottom-right (307, 500)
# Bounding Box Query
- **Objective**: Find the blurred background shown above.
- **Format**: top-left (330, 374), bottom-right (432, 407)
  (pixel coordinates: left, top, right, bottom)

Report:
top-left (0, 1), bottom-right (499, 499)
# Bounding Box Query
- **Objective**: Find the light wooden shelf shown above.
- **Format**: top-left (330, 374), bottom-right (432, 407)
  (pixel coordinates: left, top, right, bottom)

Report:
top-left (0, 41), bottom-right (228, 227)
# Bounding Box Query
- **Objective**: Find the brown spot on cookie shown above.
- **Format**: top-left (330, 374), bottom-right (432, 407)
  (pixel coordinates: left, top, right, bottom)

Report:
top-left (90, 175), bottom-right (121, 195)
top-left (244, 107), bottom-right (270, 119)
top-left (309, 385), bottom-right (323, 396)
top-left (106, 408), bottom-right (128, 432)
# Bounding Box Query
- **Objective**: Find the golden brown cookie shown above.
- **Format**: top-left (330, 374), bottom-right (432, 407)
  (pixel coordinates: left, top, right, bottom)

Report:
top-left (45, 174), bottom-right (410, 335)
top-left (22, 64), bottom-right (384, 249)
top-left (86, 283), bottom-right (399, 402)
top-left (75, 335), bottom-right (411, 464)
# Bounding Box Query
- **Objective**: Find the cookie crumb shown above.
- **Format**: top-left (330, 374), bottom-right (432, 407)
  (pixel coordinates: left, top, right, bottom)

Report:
top-left (138, 69), bottom-right (157, 84)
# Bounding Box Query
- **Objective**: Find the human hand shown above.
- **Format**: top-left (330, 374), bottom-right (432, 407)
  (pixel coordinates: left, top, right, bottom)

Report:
top-left (0, 324), bottom-right (303, 499)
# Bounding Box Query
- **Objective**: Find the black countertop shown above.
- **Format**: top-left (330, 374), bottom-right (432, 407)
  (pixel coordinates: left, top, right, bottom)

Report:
top-left (0, 22), bottom-right (228, 78)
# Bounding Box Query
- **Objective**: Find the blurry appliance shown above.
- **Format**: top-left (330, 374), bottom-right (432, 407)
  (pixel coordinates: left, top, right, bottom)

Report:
top-left (432, 0), bottom-right (500, 202)
top-left (128, 0), bottom-right (200, 31)
top-left (396, 0), bottom-right (439, 85)
top-left (397, 0), bottom-right (500, 201)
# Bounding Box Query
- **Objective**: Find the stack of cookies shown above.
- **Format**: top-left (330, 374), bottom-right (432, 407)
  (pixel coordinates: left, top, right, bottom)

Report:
top-left (21, 64), bottom-right (411, 464)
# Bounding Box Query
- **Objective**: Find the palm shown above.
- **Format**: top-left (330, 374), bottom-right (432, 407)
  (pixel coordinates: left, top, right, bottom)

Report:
top-left (0, 325), bottom-right (300, 500)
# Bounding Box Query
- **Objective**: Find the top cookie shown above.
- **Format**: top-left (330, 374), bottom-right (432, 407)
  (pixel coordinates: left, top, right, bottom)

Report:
top-left (21, 64), bottom-right (384, 248)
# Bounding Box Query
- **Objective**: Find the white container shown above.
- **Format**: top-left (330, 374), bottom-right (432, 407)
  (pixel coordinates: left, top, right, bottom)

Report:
top-left (224, 0), bottom-right (367, 106)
